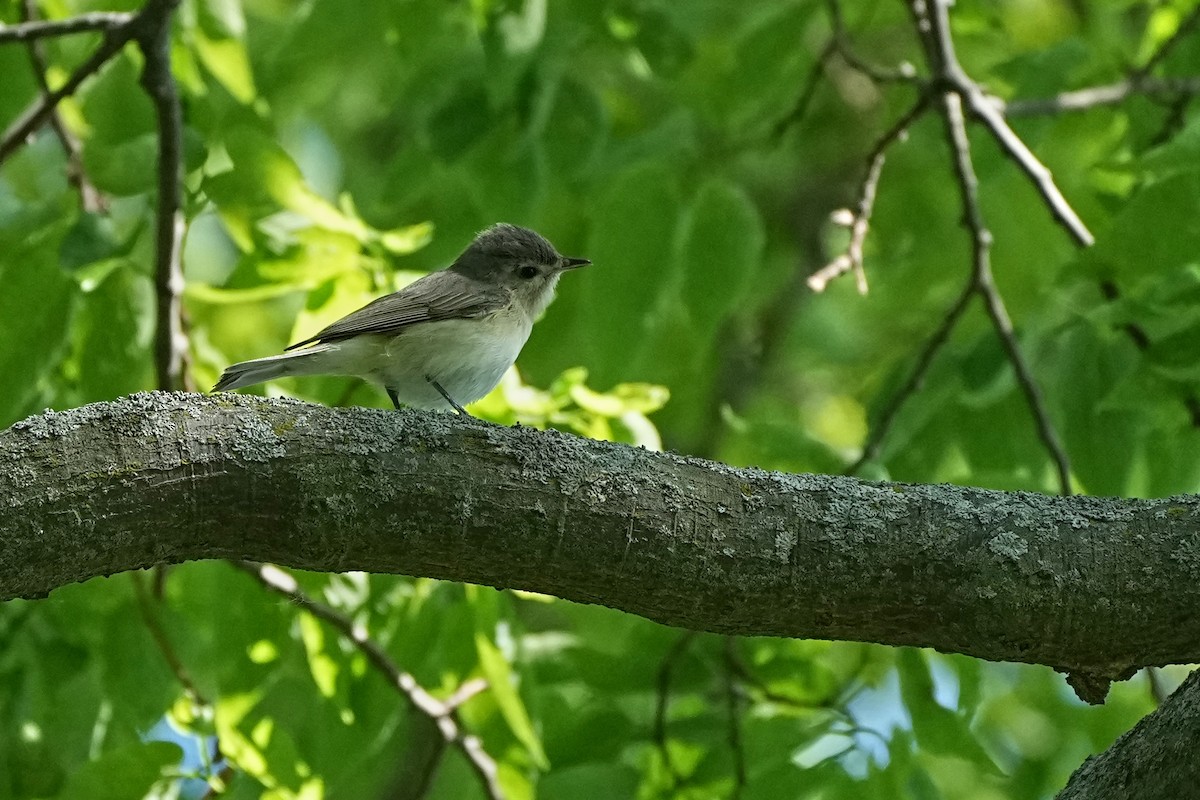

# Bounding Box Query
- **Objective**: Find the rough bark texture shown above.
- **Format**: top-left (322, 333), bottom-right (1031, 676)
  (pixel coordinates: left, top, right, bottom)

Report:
top-left (1058, 668), bottom-right (1200, 799)
top-left (3, 392), bottom-right (1200, 684)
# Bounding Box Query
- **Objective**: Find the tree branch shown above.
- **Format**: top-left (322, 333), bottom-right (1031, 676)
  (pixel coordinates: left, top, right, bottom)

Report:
top-left (0, 23), bottom-right (132, 164)
top-left (916, 0), bottom-right (1094, 247)
top-left (130, 0), bottom-right (190, 392)
top-left (1002, 76), bottom-right (1200, 117)
top-left (809, 93), bottom-right (932, 294)
top-left (1, 0), bottom-right (190, 386)
top-left (1057, 668), bottom-right (1200, 799)
top-left (935, 92), bottom-right (1073, 495)
top-left (848, 279), bottom-right (974, 474)
top-left (17, 0), bottom-right (107, 212)
top-left (6, 393), bottom-right (1200, 692)
top-left (231, 561), bottom-right (503, 799)
top-left (0, 12), bottom-right (132, 44)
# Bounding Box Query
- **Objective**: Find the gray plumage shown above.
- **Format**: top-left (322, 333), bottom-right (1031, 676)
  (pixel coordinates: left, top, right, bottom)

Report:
top-left (212, 223), bottom-right (589, 412)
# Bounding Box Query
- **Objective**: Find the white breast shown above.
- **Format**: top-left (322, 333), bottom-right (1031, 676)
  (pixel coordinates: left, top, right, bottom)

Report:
top-left (367, 306), bottom-right (533, 409)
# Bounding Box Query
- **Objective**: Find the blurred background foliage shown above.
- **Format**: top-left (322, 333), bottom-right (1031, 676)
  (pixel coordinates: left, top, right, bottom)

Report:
top-left (2, 0), bottom-right (1199, 797)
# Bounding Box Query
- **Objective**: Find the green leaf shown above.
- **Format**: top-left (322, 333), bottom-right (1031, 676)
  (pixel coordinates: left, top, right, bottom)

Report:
top-left (298, 613), bottom-right (339, 699)
top-left (99, 600), bottom-right (178, 730)
top-left (0, 221), bottom-right (74, 427)
top-left (198, 0), bottom-right (247, 39)
top-left (468, 587), bottom-right (552, 767)
top-left (1140, 114), bottom-right (1200, 178)
top-left (378, 221), bottom-right (435, 255)
top-left (677, 179), bottom-right (765, 338)
top-left (1099, 173), bottom-right (1200, 283)
top-left (59, 741), bottom-right (181, 800)
top-left (74, 267), bottom-right (154, 403)
top-left (196, 33), bottom-right (258, 104)
top-left (896, 650), bottom-right (1001, 775)
top-left (580, 162), bottom-right (682, 386)
top-left (473, 631), bottom-right (549, 769)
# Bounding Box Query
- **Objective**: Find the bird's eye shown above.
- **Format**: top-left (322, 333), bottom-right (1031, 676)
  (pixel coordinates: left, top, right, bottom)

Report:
top-left (518, 266), bottom-right (538, 279)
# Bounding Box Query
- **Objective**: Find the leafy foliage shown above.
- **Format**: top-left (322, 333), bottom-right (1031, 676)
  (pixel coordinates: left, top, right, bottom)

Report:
top-left (2, 0), bottom-right (1199, 797)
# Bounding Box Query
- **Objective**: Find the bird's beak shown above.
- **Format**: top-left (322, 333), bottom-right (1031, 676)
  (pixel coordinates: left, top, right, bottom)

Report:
top-left (559, 256), bottom-right (591, 271)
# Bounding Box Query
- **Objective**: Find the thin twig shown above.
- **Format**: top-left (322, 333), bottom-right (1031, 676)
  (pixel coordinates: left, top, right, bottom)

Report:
top-left (809, 93), bottom-right (932, 294)
top-left (2, 0), bottom-right (191, 389)
top-left (1001, 6), bottom-right (1200, 118)
top-left (937, 89), bottom-right (1073, 495)
top-left (1002, 76), bottom-right (1200, 117)
top-left (722, 638), bottom-right (747, 800)
top-left (392, 678), bottom-right (488, 800)
top-left (130, 571), bottom-right (208, 705)
top-left (918, 0), bottom-right (1094, 247)
top-left (0, 11), bottom-right (132, 43)
top-left (725, 641), bottom-right (871, 711)
top-left (847, 279), bottom-right (975, 474)
top-left (775, 0), bottom-right (921, 138)
top-left (17, 0), bottom-right (106, 212)
top-left (0, 23), bottom-right (132, 164)
top-left (826, 0), bottom-right (919, 85)
top-left (131, 0), bottom-right (191, 392)
top-left (231, 561), bottom-right (504, 800)
top-left (774, 37), bottom-right (838, 138)
top-left (654, 630), bottom-right (698, 786)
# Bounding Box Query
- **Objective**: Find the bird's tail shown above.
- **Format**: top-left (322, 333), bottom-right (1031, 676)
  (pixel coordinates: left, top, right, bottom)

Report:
top-left (212, 344), bottom-right (337, 393)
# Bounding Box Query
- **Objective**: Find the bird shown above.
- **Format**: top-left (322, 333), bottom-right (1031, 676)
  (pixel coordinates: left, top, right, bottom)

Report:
top-left (212, 223), bottom-right (590, 414)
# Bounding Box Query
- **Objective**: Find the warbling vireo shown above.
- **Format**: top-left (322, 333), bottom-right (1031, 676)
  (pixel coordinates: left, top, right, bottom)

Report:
top-left (212, 223), bottom-right (589, 414)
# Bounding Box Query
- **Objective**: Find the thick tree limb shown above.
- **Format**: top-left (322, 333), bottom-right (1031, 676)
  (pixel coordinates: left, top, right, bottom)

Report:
top-left (3, 393), bottom-right (1200, 686)
top-left (1057, 668), bottom-right (1200, 799)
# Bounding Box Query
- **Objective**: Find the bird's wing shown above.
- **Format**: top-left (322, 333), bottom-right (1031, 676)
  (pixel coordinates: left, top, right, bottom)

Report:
top-left (286, 272), bottom-right (509, 350)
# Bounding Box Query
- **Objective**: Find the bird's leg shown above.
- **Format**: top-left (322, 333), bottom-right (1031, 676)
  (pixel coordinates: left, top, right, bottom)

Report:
top-left (426, 376), bottom-right (471, 416)
top-left (386, 388), bottom-right (402, 410)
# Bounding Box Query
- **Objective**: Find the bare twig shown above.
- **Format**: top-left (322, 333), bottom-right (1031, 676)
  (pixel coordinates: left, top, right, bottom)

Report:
top-left (391, 677), bottom-right (488, 800)
top-left (826, 0), bottom-right (919, 85)
top-left (0, 11), bottom-right (131, 43)
top-left (131, 571), bottom-right (231, 793)
top-left (847, 280), bottom-right (975, 474)
top-left (775, 0), bottom-right (921, 138)
top-left (17, 0), bottom-right (106, 212)
top-left (1, 0), bottom-right (191, 388)
top-left (130, 571), bottom-right (208, 705)
top-left (0, 24), bottom-right (131, 164)
top-left (231, 561), bottom-right (504, 800)
top-left (916, 0), bottom-right (1094, 247)
top-left (1001, 6), bottom-right (1200, 118)
top-left (722, 638), bottom-right (747, 800)
top-left (937, 90), bottom-right (1073, 495)
top-left (130, 0), bottom-right (191, 392)
top-left (654, 630), bottom-right (698, 786)
top-left (899, 0), bottom-right (1074, 494)
top-left (774, 37), bottom-right (839, 138)
top-left (1002, 76), bottom-right (1200, 116)
top-left (809, 93), bottom-right (932, 294)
